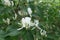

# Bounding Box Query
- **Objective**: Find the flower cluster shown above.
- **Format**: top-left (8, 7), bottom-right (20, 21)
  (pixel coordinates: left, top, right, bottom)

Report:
top-left (21, 17), bottom-right (31, 28)
top-left (17, 7), bottom-right (39, 30)
top-left (17, 17), bottom-right (39, 30)
top-left (4, 0), bottom-right (14, 6)
top-left (3, 18), bottom-right (10, 25)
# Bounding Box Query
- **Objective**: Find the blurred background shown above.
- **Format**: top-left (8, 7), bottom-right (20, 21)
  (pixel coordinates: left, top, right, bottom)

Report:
top-left (0, 0), bottom-right (60, 40)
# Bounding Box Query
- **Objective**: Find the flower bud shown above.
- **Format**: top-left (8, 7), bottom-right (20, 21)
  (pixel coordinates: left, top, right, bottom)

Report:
top-left (27, 7), bottom-right (32, 17)
top-left (4, 0), bottom-right (11, 6)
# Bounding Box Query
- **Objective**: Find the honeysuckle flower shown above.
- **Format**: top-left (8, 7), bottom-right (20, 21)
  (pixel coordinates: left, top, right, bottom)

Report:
top-left (17, 17), bottom-right (31, 30)
top-left (21, 18), bottom-right (26, 27)
top-left (34, 19), bottom-right (39, 27)
top-left (15, 14), bottom-right (17, 19)
top-left (6, 18), bottom-right (10, 25)
top-left (27, 7), bottom-right (32, 17)
top-left (18, 11), bottom-right (22, 15)
top-left (25, 17), bottom-right (31, 24)
top-left (4, 0), bottom-right (11, 6)
top-left (40, 29), bottom-right (47, 37)
top-left (3, 18), bottom-right (10, 25)
top-left (29, 22), bottom-right (35, 26)
top-left (3, 19), bottom-right (6, 23)
top-left (10, 1), bottom-right (14, 6)
top-left (21, 17), bottom-right (31, 29)
top-left (13, 13), bottom-right (17, 20)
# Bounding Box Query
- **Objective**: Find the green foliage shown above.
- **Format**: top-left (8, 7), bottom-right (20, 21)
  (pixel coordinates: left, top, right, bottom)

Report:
top-left (0, 0), bottom-right (60, 40)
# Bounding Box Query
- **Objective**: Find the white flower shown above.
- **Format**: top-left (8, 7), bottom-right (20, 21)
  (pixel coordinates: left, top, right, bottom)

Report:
top-left (34, 19), bottom-right (39, 27)
top-left (3, 19), bottom-right (6, 23)
top-left (25, 17), bottom-right (31, 24)
top-left (27, 7), bottom-right (32, 17)
top-left (15, 14), bottom-right (17, 19)
top-left (13, 13), bottom-right (17, 20)
top-left (18, 11), bottom-right (22, 15)
top-left (3, 18), bottom-right (10, 25)
top-left (21, 17), bottom-right (31, 28)
top-left (21, 18), bottom-right (26, 27)
top-left (4, 0), bottom-right (11, 6)
top-left (6, 18), bottom-right (10, 25)
top-left (40, 29), bottom-right (47, 36)
top-left (29, 22), bottom-right (35, 26)
top-left (10, 1), bottom-right (14, 6)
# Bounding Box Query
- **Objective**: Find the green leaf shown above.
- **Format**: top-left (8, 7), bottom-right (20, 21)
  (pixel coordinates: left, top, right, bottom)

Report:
top-left (0, 38), bottom-right (5, 40)
top-left (0, 30), bottom-right (6, 38)
top-left (20, 29), bottom-right (34, 40)
top-left (7, 30), bottom-right (20, 36)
